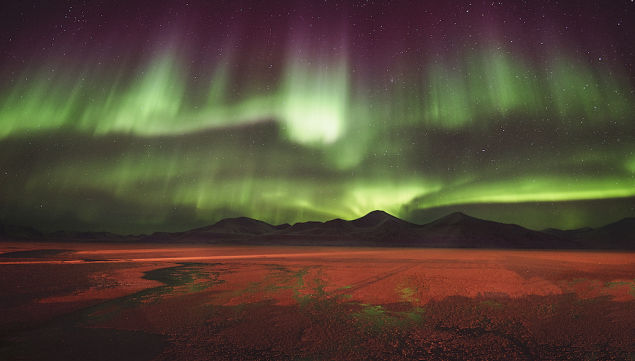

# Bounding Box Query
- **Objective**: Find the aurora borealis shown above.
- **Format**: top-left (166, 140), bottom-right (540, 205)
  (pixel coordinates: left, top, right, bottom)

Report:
top-left (0, 0), bottom-right (633, 233)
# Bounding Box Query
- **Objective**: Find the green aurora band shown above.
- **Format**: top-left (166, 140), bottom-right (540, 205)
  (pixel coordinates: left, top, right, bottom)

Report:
top-left (0, 39), bottom-right (633, 232)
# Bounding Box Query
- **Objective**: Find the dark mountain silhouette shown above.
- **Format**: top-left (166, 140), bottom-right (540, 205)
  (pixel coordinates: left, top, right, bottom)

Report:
top-left (0, 223), bottom-right (42, 240)
top-left (542, 227), bottom-right (594, 238)
top-left (589, 217), bottom-right (635, 243)
top-left (259, 211), bottom-right (424, 245)
top-left (544, 217), bottom-right (634, 249)
top-left (194, 217), bottom-right (277, 235)
top-left (274, 223), bottom-right (292, 230)
top-left (418, 212), bottom-right (576, 248)
top-left (0, 223), bottom-right (136, 243)
top-left (1, 211), bottom-right (632, 249)
top-left (350, 210), bottom-right (413, 228)
top-left (141, 217), bottom-right (278, 243)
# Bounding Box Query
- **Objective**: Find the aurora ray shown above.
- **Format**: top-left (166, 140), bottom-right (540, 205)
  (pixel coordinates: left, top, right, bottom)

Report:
top-left (0, 0), bottom-right (633, 233)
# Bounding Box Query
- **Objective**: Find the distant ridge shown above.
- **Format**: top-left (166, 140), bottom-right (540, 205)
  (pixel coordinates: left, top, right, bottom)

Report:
top-left (420, 212), bottom-right (566, 249)
top-left (1, 212), bottom-right (633, 249)
top-left (543, 217), bottom-right (635, 249)
top-left (427, 211), bottom-right (475, 225)
top-left (189, 217), bottom-right (278, 236)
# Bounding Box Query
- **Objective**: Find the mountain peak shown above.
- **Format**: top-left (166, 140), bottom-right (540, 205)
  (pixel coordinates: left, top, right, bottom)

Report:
top-left (363, 210), bottom-right (393, 218)
top-left (352, 210), bottom-right (402, 227)
top-left (432, 212), bottom-right (478, 225)
top-left (190, 216), bottom-right (276, 235)
top-left (602, 217), bottom-right (635, 229)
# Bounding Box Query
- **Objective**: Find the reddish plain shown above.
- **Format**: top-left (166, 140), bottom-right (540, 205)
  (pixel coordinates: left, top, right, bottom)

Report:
top-left (0, 242), bottom-right (633, 360)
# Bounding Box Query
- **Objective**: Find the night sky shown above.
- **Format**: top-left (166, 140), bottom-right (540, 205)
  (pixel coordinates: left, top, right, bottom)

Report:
top-left (0, 0), bottom-right (633, 233)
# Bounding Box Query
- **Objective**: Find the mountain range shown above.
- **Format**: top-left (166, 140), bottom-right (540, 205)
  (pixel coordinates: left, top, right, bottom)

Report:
top-left (1, 211), bottom-right (633, 249)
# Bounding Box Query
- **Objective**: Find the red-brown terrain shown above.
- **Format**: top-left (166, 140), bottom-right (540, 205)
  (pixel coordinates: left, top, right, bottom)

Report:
top-left (1, 242), bottom-right (633, 360)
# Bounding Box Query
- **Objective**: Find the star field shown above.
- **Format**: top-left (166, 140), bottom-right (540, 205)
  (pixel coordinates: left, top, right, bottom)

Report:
top-left (0, 0), bottom-right (633, 233)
